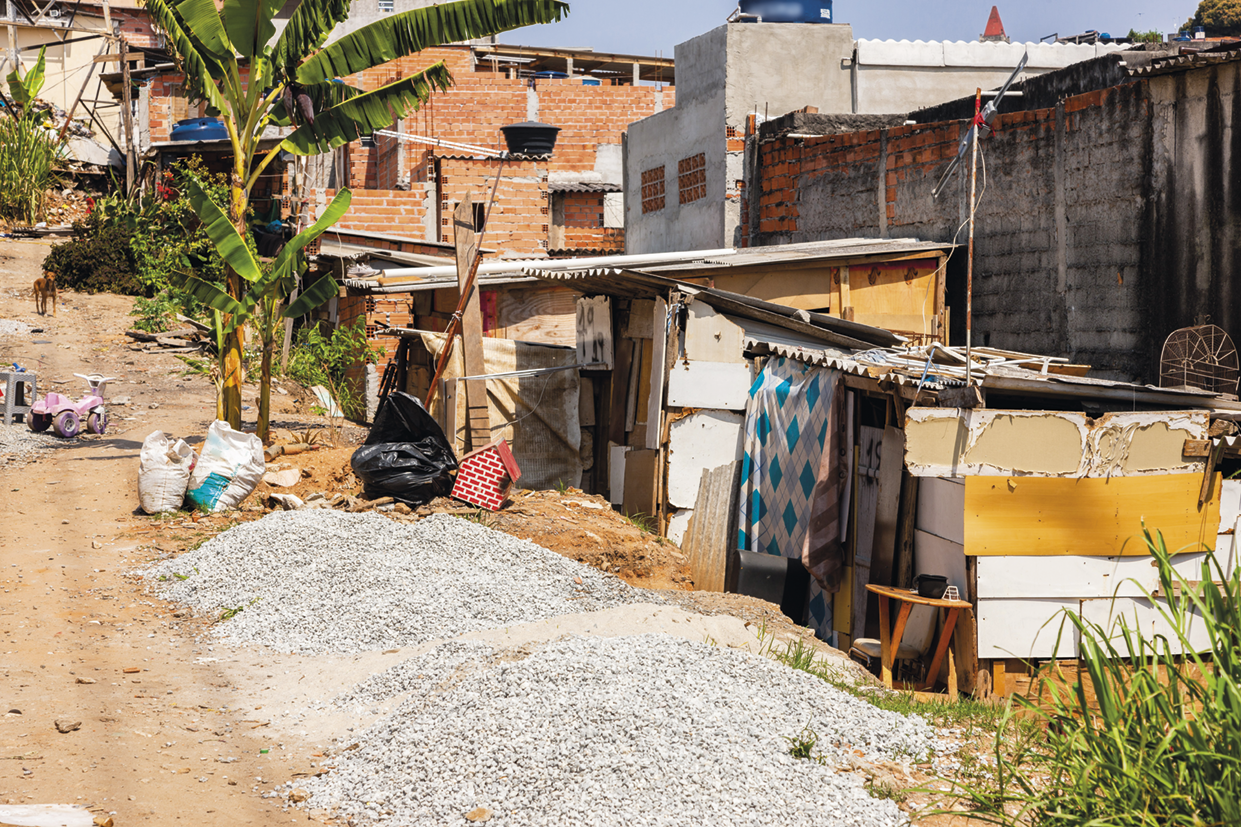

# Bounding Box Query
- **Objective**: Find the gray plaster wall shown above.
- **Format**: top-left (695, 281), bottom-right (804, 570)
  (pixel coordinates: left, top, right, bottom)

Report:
top-left (722, 24), bottom-right (854, 125)
top-left (625, 27), bottom-right (728, 254)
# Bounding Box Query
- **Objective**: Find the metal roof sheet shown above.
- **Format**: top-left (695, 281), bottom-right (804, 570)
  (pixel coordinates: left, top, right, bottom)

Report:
top-left (644, 238), bottom-right (954, 273)
top-left (548, 181), bottom-right (622, 193)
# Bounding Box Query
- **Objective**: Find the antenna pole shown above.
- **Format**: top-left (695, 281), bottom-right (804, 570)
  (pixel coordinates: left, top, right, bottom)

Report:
top-left (966, 88), bottom-right (981, 387)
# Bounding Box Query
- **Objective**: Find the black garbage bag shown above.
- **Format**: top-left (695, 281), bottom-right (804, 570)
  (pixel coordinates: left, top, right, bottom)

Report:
top-left (350, 392), bottom-right (458, 504)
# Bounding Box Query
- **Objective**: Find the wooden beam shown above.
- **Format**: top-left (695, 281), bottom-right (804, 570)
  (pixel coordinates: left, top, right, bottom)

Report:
top-left (453, 194), bottom-right (489, 453)
top-left (119, 37), bottom-right (135, 193)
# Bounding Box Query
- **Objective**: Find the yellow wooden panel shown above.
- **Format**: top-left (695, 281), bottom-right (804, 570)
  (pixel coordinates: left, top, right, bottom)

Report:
top-left (964, 474), bottom-right (1221, 557)
top-left (834, 566), bottom-right (854, 633)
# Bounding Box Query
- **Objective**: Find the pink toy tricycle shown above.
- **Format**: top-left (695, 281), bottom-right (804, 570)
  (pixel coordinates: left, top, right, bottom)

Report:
top-left (29, 373), bottom-right (115, 438)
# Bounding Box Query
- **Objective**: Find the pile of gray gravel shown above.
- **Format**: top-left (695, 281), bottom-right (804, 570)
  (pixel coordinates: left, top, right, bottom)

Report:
top-left (0, 423), bottom-right (60, 467)
top-left (147, 510), bottom-right (654, 654)
top-left (294, 634), bottom-right (938, 827)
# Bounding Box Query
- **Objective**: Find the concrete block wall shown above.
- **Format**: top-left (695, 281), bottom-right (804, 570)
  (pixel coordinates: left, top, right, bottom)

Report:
top-left (748, 81), bottom-right (1157, 380)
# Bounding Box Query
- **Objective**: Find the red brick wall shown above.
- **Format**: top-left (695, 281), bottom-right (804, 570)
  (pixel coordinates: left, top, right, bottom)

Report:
top-left (562, 192), bottom-right (603, 228)
top-left (115, 8), bottom-right (161, 49)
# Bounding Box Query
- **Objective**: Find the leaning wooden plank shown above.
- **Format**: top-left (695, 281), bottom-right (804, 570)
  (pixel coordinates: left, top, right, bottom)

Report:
top-left (963, 474), bottom-right (1222, 557)
top-left (683, 461), bottom-right (741, 593)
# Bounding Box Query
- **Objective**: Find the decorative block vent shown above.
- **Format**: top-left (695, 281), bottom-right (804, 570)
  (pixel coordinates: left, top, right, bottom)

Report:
top-left (641, 166), bottom-right (665, 214)
top-left (678, 153), bottom-right (706, 205)
top-left (451, 438), bottom-right (522, 511)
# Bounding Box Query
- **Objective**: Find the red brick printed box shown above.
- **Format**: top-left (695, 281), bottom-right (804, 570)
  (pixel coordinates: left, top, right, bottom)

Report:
top-left (451, 438), bottom-right (522, 511)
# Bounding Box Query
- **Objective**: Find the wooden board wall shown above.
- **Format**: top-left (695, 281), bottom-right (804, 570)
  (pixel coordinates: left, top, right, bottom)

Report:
top-left (964, 474), bottom-right (1222, 557)
top-left (492, 286), bottom-right (578, 347)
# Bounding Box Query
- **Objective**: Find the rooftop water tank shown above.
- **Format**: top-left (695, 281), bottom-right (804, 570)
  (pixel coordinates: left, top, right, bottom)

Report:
top-left (170, 117), bottom-right (228, 142)
top-left (738, 0), bottom-right (833, 23)
top-left (500, 122), bottom-right (560, 156)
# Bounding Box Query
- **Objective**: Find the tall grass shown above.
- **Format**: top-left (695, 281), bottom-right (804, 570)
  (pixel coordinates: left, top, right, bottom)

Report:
top-left (954, 528), bottom-right (1241, 826)
top-left (0, 114), bottom-right (61, 224)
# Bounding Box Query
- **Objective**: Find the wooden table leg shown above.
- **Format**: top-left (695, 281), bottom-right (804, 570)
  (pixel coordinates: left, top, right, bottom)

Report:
top-left (923, 607), bottom-right (961, 692)
top-left (878, 595), bottom-right (892, 688)
top-left (885, 602), bottom-right (912, 689)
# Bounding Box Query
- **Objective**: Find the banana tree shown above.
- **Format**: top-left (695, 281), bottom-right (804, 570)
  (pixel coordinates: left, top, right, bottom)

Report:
top-left (179, 179), bottom-right (351, 443)
top-left (5, 45), bottom-right (48, 118)
top-left (141, 0), bottom-right (570, 430)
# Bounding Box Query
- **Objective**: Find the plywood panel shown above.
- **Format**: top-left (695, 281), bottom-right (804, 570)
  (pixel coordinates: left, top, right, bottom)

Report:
top-left (871, 426), bottom-right (905, 587)
top-left (493, 287), bottom-right (578, 347)
top-left (624, 299), bottom-right (656, 339)
top-left (576, 295), bottom-right (614, 370)
top-left (683, 301), bottom-right (745, 364)
top-left (964, 474), bottom-right (1221, 557)
top-left (645, 298), bottom-right (667, 451)
top-left (666, 361), bottom-right (752, 411)
top-left (608, 443), bottom-right (629, 506)
top-left (914, 530), bottom-right (969, 595)
top-left (622, 448), bottom-right (659, 519)
top-left (916, 477), bottom-right (965, 545)
top-left (667, 411), bottom-right (745, 509)
top-left (681, 461), bottom-right (742, 592)
top-left (977, 598), bottom-right (1081, 659)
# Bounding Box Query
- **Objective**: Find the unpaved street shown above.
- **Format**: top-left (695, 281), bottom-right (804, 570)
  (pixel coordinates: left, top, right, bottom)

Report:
top-left (0, 238), bottom-right (325, 826)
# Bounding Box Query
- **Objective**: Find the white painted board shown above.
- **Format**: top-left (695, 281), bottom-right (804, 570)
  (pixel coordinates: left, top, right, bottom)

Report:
top-left (1080, 596), bottom-right (1212, 655)
top-left (1220, 480), bottom-right (1241, 526)
top-left (916, 477), bottom-right (964, 545)
top-left (608, 444), bottom-right (630, 506)
top-left (667, 411), bottom-right (745, 509)
top-left (645, 298), bottom-right (667, 451)
top-left (977, 598), bottom-right (1082, 659)
top-left (667, 508), bottom-right (693, 547)
top-left (666, 361), bottom-right (752, 411)
top-left (976, 549), bottom-right (1237, 600)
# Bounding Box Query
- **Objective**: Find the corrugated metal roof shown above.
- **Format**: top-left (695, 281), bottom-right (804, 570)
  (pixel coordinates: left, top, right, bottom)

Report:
top-left (548, 181), bottom-right (622, 193)
top-left (1130, 44), bottom-right (1241, 78)
top-left (644, 238), bottom-right (954, 273)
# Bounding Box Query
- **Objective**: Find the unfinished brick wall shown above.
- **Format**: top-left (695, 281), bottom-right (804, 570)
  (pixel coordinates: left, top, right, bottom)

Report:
top-left (748, 81), bottom-right (1157, 380)
top-left (438, 157), bottom-right (548, 257)
top-left (115, 9), bottom-right (161, 49)
top-left (329, 188), bottom-right (431, 237)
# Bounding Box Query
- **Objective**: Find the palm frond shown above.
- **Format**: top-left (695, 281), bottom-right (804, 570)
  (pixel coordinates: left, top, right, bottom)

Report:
top-left (295, 0), bottom-right (568, 84)
top-left (282, 64), bottom-right (451, 154)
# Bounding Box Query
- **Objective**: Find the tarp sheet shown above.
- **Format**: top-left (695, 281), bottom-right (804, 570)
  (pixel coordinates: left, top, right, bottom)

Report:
top-left (418, 332), bottom-right (582, 491)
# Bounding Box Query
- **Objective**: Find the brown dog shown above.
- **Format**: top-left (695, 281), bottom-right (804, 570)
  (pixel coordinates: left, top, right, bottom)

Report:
top-left (33, 271), bottom-right (56, 316)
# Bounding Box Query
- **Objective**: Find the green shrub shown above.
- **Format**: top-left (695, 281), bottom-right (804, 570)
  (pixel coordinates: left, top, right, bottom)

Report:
top-left (43, 213), bottom-right (144, 294)
top-left (284, 318), bottom-right (380, 419)
top-left (951, 528), bottom-right (1241, 826)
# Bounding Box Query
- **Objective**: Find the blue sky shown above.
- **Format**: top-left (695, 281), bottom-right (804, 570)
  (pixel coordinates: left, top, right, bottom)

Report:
top-left (500, 1), bottom-right (1202, 58)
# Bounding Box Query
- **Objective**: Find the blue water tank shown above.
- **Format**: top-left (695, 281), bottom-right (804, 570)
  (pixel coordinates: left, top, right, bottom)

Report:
top-left (170, 117), bottom-right (228, 142)
top-left (739, 0), bottom-right (833, 23)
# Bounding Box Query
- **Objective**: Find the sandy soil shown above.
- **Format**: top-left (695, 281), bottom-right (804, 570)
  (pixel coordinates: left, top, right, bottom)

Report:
top-left (0, 237), bottom-right (867, 827)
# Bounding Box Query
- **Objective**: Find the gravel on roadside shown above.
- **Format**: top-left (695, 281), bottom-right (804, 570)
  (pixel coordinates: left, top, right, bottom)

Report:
top-left (292, 634), bottom-right (940, 827)
top-left (0, 422), bottom-right (60, 468)
top-left (147, 510), bottom-right (659, 654)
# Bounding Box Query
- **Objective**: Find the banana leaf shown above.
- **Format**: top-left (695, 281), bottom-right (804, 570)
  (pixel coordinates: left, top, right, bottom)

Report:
top-left (269, 79), bottom-right (363, 127)
top-left (295, 0), bottom-right (568, 84)
top-left (221, 0), bottom-right (285, 59)
top-left (285, 270), bottom-right (339, 319)
top-left (6, 46), bottom-right (47, 108)
top-left (172, 0), bottom-right (233, 60)
top-left (282, 65), bottom-right (451, 154)
top-left (140, 0), bottom-right (231, 112)
top-left (184, 177), bottom-right (263, 283)
top-left (271, 0), bottom-right (352, 75)
top-left (271, 188), bottom-right (352, 278)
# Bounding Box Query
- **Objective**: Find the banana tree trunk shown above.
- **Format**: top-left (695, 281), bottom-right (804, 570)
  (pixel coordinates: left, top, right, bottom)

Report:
top-left (221, 178), bottom-right (248, 430)
top-left (258, 339), bottom-right (273, 445)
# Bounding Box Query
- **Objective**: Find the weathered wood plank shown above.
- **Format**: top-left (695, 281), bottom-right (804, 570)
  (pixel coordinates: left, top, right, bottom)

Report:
top-left (682, 461), bottom-right (742, 592)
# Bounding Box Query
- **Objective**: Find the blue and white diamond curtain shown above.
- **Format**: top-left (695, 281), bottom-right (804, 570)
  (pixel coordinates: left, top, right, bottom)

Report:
top-left (737, 356), bottom-right (842, 638)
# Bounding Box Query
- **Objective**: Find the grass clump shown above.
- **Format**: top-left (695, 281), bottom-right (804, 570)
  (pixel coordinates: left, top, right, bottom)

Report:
top-left (947, 528), bottom-right (1241, 826)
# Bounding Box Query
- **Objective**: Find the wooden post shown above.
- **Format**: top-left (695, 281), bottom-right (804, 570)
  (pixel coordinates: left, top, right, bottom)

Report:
top-left (120, 37), bottom-right (136, 194)
top-left (453, 194), bottom-right (489, 453)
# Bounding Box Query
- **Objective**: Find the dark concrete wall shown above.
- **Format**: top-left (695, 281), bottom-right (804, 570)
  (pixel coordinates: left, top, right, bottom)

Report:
top-left (748, 81), bottom-right (1164, 380)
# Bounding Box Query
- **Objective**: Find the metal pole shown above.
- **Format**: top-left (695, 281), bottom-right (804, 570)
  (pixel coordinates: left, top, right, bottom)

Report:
top-left (965, 87), bottom-right (981, 386)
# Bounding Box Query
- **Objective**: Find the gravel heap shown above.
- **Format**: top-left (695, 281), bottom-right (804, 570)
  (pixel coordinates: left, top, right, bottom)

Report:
top-left (0, 423), bottom-right (59, 468)
top-left (147, 510), bottom-right (655, 654)
top-left (328, 640), bottom-right (498, 713)
top-left (295, 635), bottom-right (938, 827)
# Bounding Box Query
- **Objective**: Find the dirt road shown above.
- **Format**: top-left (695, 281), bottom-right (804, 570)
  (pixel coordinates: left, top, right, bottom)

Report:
top-left (0, 239), bottom-right (326, 826)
